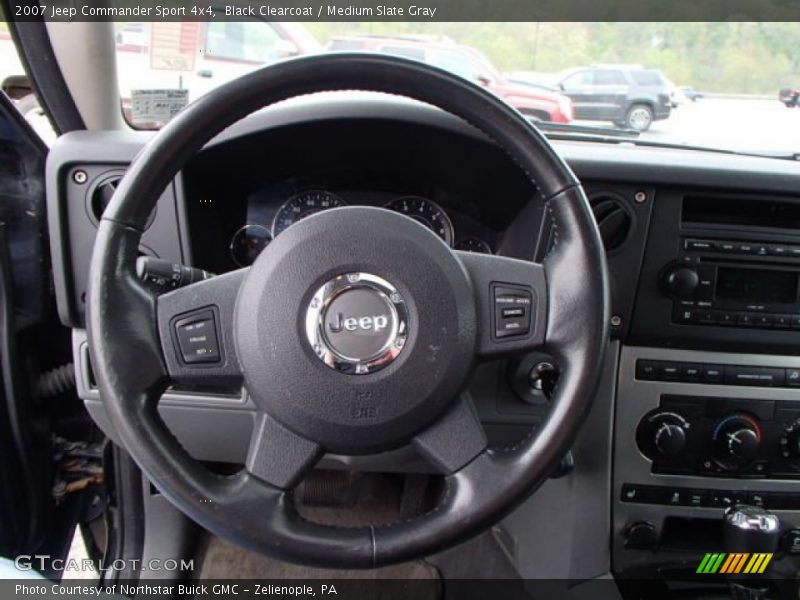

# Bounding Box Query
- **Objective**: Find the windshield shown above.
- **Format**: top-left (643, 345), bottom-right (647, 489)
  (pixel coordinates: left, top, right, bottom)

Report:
top-left (3, 21), bottom-right (800, 155)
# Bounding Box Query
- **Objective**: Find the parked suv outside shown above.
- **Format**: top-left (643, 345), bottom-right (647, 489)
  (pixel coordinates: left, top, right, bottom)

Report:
top-left (327, 35), bottom-right (574, 123)
top-left (550, 65), bottom-right (673, 131)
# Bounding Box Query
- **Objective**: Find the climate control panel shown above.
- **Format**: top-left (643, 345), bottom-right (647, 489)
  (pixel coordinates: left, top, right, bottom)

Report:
top-left (636, 395), bottom-right (800, 478)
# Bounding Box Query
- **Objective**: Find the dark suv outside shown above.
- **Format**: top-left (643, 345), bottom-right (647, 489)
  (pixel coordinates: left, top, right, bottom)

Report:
top-left (551, 65), bottom-right (673, 131)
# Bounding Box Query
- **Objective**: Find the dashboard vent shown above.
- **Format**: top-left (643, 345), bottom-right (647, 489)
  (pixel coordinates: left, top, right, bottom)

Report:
top-left (590, 194), bottom-right (632, 252)
top-left (89, 176), bottom-right (121, 223)
top-left (89, 172), bottom-right (156, 229)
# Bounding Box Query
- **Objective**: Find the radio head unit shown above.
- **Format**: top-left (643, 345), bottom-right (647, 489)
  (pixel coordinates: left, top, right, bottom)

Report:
top-left (662, 237), bottom-right (800, 330)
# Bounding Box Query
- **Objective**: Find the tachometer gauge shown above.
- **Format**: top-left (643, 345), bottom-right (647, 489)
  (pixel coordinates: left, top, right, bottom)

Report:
top-left (455, 237), bottom-right (492, 254)
top-left (384, 196), bottom-right (454, 246)
top-left (230, 224), bottom-right (272, 267)
top-left (272, 190), bottom-right (347, 237)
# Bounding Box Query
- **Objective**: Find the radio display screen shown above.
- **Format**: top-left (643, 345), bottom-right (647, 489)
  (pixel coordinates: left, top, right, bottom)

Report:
top-left (716, 268), bottom-right (799, 304)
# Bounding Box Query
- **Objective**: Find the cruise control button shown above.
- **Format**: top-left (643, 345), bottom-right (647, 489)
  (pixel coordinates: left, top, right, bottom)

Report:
top-left (493, 286), bottom-right (533, 339)
top-left (787, 369), bottom-right (800, 387)
top-left (174, 309), bottom-right (221, 364)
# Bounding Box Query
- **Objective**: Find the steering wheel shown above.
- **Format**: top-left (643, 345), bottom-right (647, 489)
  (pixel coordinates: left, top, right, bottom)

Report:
top-left (87, 54), bottom-right (609, 568)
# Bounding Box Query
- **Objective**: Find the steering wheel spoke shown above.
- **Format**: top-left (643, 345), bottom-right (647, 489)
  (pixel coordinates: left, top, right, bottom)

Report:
top-left (246, 412), bottom-right (323, 490)
top-left (413, 393), bottom-right (487, 474)
top-left (456, 250), bottom-right (547, 358)
top-left (156, 268), bottom-right (247, 387)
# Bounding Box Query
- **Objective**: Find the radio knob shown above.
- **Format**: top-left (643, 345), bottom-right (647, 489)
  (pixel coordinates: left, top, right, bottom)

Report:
top-left (663, 266), bottom-right (699, 297)
top-left (654, 422), bottom-right (687, 456)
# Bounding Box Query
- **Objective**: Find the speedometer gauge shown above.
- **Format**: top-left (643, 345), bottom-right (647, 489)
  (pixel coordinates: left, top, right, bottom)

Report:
top-left (384, 196), bottom-right (454, 246)
top-left (272, 190), bottom-right (346, 237)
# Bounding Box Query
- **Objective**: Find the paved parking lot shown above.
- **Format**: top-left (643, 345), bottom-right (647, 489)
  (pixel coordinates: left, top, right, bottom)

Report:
top-left (577, 97), bottom-right (800, 156)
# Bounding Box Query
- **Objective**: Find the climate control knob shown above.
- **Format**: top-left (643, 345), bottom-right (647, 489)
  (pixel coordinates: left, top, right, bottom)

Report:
top-left (713, 414), bottom-right (762, 468)
top-left (662, 265), bottom-right (699, 297)
top-left (636, 410), bottom-right (690, 460)
top-left (654, 422), bottom-right (687, 456)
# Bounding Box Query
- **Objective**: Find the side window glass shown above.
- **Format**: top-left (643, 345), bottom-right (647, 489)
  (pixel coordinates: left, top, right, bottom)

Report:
top-left (0, 32), bottom-right (54, 145)
top-left (594, 70), bottom-right (626, 85)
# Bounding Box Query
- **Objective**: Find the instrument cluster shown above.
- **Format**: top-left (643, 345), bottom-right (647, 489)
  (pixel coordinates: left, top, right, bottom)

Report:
top-left (229, 188), bottom-right (494, 267)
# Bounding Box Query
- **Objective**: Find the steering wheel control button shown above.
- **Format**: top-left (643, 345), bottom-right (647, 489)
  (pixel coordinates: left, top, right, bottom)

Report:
top-left (306, 272), bottom-right (408, 375)
top-left (174, 309), bottom-right (221, 364)
top-left (493, 285), bottom-right (534, 339)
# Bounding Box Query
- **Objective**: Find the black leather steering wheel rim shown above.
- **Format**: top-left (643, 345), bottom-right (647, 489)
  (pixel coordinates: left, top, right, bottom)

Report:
top-left (87, 53), bottom-right (609, 567)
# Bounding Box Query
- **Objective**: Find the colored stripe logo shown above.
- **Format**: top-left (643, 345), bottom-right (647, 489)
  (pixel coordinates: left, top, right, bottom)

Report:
top-left (696, 553), bottom-right (772, 574)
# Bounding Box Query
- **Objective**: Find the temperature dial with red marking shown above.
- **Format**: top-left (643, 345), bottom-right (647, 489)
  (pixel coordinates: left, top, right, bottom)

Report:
top-left (713, 414), bottom-right (762, 469)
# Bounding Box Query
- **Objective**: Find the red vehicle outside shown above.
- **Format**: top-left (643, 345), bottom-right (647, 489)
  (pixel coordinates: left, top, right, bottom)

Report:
top-left (327, 35), bottom-right (574, 123)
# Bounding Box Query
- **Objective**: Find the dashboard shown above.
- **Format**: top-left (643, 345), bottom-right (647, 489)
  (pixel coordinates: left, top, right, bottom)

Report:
top-left (179, 118), bottom-right (534, 275)
top-left (45, 95), bottom-right (800, 588)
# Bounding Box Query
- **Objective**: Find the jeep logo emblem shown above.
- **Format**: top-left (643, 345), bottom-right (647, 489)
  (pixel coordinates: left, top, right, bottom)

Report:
top-left (305, 273), bottom-right (409, 375)
top-left (327, 313), bottom-right (390, 334)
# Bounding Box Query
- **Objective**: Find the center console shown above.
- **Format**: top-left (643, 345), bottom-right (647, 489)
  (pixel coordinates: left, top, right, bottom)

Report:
top-left (614, 347), bottom-right (800, 577)
top-left (615, 190), bottom-right (800, 588)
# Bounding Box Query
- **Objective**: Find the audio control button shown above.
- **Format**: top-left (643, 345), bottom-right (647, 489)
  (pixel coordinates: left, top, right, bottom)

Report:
top-left (702, 364), bottom-right (724, 383)
top-left (635, 360), bottom-right (659, 380)
top-left (715, 311), bottom-right (736, 326)
top-left (738, 313), bottom-right (756, 327)
top-left (685, 239), bottom-right (714, 252)
top-left (681, 363), bottom-right (702, 382)
top-left (660, 363), bottom-right (681, 380)
top-left (786, 369), bottom-right (800, 386)
top-left (754, 314), bottom-right (773, 328)
top-left (724, 366), bottom-right (785, 387)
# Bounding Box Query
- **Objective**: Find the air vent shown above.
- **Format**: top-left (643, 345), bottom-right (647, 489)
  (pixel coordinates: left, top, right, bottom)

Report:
top-left (590, 194), bottom-right (632, 252)
top-left (89, 175), bottom-right (121, 222)
top-left (88, 172), bottom-right (156, 228)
